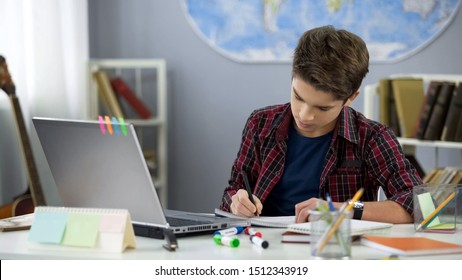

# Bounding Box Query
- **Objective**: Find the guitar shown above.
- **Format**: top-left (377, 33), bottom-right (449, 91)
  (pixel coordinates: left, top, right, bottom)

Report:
top-left (0, 55), bottom-right (46, 218)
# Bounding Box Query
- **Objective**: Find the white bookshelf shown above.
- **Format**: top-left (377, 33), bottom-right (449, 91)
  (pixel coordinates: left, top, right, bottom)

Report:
top-left (88, 59), bottom-right (168, 207)
top-left (363, 74), bottom-right (462, 168)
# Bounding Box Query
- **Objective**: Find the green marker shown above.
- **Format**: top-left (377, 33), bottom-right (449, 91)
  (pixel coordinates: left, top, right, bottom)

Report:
top-left (213, 234), bottom-right (240, 247)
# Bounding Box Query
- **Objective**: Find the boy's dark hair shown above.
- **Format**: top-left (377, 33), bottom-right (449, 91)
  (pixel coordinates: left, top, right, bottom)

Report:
top-left (292, 25), bottom-right (369, 101)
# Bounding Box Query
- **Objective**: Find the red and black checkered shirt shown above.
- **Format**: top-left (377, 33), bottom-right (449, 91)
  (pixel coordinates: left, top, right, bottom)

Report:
top-left (220, 103), bottom-right (422, 215)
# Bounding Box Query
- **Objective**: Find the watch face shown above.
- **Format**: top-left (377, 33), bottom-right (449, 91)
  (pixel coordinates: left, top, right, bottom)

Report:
top-left (354, 201), bottom-right (364, 209)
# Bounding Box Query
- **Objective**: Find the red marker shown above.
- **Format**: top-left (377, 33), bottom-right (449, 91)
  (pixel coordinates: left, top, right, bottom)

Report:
top-left (244, 227), bottom-right (262, 238)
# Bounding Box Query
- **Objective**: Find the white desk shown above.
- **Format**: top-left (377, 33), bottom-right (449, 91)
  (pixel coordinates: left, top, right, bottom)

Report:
top-left (1, 224), bottom-right (462, 260)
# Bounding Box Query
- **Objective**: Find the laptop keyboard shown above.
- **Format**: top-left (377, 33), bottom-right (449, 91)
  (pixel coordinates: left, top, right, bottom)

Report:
top-left (166, 216), bottom-right (205, 227)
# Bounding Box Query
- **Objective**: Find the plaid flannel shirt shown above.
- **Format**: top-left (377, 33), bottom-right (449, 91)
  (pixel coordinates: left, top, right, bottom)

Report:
top-left (219, 103), bottom-right (422, 215)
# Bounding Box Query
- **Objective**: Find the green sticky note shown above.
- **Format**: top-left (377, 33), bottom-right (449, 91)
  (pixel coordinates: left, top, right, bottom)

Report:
top-left (417, 192), bottom-right (441, 227)
top-left (427, 223), bottom-right (455, 229)
top-left (62, 213), bottom-right (101, 247)
top-left (29, 211), bottom-right (68, 244)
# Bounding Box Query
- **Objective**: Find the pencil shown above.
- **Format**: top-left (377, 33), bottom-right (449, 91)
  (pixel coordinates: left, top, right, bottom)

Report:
top-left (416, 191), bottom-right (456, 231)
top-left (241, 171), bottom-right (258, 216)
top-left (313, 188), bottom-right (364, 255)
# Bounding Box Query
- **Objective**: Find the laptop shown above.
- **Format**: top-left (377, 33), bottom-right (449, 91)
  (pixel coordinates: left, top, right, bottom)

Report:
top-left (32, 117), bottom-right (249, 240)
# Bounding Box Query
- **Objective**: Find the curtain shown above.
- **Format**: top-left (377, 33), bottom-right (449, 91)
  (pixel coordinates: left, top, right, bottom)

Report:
top-left (0, 0), bottom-right (88, 205)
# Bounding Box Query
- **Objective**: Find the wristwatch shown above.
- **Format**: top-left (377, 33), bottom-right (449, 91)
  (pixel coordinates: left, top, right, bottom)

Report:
top-left (349, 200), bottom-right (364, 220)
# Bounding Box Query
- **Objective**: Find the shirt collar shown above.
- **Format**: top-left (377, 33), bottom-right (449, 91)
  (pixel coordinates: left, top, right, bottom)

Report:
top-left (276, 104), bottom-right (360, 145)
top-left (335, 106), bottom-right (359, 144)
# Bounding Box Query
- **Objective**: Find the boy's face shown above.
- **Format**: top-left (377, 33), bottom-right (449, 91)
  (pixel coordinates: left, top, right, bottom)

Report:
top-left (290, 77), bottom-right (357, 138)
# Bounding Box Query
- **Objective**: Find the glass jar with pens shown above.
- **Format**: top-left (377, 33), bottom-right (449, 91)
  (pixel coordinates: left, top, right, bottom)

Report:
top-left (310, 189), bottom-right (363, 259)
top-left (309, 208), bottom-right (352, 260)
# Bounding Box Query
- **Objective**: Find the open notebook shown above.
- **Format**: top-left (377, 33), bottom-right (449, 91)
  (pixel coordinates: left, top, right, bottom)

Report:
top-left (214, 209), bottom-right (295, 228)
top-left (287, 219), bottom-right (392, 236)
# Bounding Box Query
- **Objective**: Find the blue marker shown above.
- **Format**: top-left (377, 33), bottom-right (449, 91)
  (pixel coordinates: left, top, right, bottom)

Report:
top-left (214, 226), bottom-right (244, 236)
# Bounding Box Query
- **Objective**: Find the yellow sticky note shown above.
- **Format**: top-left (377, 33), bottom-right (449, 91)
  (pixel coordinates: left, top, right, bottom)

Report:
top-left (62, 213), bottom-right (101, 247)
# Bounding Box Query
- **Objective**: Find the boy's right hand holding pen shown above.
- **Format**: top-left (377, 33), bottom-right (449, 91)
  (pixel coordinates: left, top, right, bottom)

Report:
top-left (230, 189), bottom-right (263, 217)
top-left (229, 171), bottom-right (263, 217)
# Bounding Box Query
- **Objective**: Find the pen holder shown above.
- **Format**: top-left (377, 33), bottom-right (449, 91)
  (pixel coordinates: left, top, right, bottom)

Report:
top-left (309, 210), bottom-right (352, 260)
top-left (413, 184), bottom-right (462, 233)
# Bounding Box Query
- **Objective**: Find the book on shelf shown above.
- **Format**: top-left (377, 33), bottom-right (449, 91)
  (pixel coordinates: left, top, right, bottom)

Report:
top-left (441, 84), bottom-right (462, 141)
top-left (214, 208), bottom-right (294, 228)
top-left (360, 235), bottom-right (462, 256)
top-left (391, 78), bottom-right (425, 138)
top-left (143, 149), bottom-right (157, 175)
top-left (415, 81), bottom-right (443, 139)
top-left (378, 79), bottom-right (391, 126)
top-left (423, 82), bottom-right (456, 140)
top-left (378, 78), bottom-right (401, 136)
top-left (92, 71), bottom-right (125, 118)
top-left (455, 111), bottom-right (462, 142)
top-left (110, 77), bottom-right (153, 119)
top-left (423, 167), bottom-right (462, 184)
top-left (422, 168), bottom-right (439, 183)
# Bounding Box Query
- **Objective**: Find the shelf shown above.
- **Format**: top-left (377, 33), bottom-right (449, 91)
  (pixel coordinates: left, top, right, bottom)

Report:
top-left (88, 59), bottom-right (168, 207)
top-left (364, 74), bottom-right (462, 170)
top-left (127, 117), bottom-right (163, 126)
top-left (398, 138), bottom-right (462, 149)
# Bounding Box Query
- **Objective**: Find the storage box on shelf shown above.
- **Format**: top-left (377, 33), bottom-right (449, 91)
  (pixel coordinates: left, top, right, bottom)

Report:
top-left (363, 74), bottom-right (462, 169)
top-left (88, 59), bottom-right (168, 207)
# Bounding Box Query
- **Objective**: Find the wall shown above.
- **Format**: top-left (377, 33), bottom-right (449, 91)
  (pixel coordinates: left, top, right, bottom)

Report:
top-left (89, 0), bottom-right (462, 212)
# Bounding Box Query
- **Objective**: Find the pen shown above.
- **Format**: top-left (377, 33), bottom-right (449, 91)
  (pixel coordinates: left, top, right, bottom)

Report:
top-left (244, 226), bottom-right (262, 237)
top-left (214, 226), bottom-right (244, 236)
top-left (326, 193), bottom-right (335, 211)
top-left (416, 191), bottom-right (456, 231)
top-left (249, 235), bottom-right (269, 249)
top-left (213, 234), bottom-right (240, 247)
top-left (241, 170), bottom-right (258, 216)
top-left (313, 188), bottom-right (364, 255)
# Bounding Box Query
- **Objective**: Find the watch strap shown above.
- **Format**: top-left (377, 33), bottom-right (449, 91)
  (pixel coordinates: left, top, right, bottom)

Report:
top-left (352, 200), bottom-right (364, 220)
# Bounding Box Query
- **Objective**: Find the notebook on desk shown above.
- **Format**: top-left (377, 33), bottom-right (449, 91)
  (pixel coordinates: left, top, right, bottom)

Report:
top-left (32, 117), bottom-right (249, 239)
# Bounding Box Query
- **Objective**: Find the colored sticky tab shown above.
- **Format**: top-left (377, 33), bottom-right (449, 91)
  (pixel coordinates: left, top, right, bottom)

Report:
top-left (112, 117), bottom-right (121, 135)
top-left (29, 211), bottom-right (68, 244)
top-left (417, 192), bottom-right (441, 228)
top-left (119, 118), bottom-right (127, 136)
top-left (104, 116), bottom-right (114, 135)
top-left (98, 116), bottom-right (106, 134)
top-left (62, 213), bottom-right (101, 248)
top-left (99, 213), bottom-right (126, 233)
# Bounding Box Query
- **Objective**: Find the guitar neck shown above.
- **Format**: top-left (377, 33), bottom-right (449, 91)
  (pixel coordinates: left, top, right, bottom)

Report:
top-left (9, 95), bottom-right (46, 206)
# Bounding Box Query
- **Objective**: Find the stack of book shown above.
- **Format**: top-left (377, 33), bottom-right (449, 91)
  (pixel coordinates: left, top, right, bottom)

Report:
top-left (423, 166), bottom-right (462, 184)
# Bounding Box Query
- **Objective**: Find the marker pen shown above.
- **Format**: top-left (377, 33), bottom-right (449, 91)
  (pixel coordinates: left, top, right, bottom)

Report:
top-left (244, 227), bottom-right (262, 238)
top-left (213, 234), bottom-right (240, 248)
top-left (249, 235), bottom-right (269, 249)
top-left (214, 226), bottom-right (244, 236)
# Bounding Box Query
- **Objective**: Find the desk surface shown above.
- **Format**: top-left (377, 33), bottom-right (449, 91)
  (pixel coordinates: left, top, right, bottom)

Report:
top-left (1, 224), bottom-right (462, 260)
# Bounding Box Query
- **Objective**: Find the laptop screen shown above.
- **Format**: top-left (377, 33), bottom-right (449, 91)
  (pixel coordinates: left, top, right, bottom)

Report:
top-left (32, 117), bottom-right (169, 228)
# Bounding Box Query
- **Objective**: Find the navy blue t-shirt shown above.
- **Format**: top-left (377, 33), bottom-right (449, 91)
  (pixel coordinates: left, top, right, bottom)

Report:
top-left (262, 122), bottom-right (333, 216)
